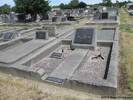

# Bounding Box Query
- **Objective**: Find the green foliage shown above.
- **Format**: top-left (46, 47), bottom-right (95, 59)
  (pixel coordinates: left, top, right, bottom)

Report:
top-left (78, 2), bottom-right (87, 8)
top-left (11, 6), bottom-right (16, 12)
top-left (59, 0), bottom-right (87, 9)
top-left (103, 0), bottom-right (112, 7)
top-left (14, 0), bottom-right (51, 19)
top-left (59, 3), bottom-right (68, 9)
top-left (95, 0), bottom-right (130, 8)
top-left (69, 0), bottom-right (79, 9)
top-left (0, 4), bottom-right (11, 14)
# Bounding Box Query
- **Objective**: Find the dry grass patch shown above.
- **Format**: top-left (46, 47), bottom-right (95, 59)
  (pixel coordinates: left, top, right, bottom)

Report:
top-left (120, 9), bottom-right (133, 95)
top-left (0, 72), bottom-right (99, 100)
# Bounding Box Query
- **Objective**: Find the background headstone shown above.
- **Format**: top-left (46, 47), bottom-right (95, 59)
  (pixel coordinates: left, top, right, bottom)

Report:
top-left (3, 31), bottom-right (17, 41)
top-left (42, 25), bottom-right (57, 37)
top-left (36, 30), bottom-right (49, 40)
top-left (52, 17), bottom-right (57, 22)
top-left (101, 12), bottom-right (108, 19)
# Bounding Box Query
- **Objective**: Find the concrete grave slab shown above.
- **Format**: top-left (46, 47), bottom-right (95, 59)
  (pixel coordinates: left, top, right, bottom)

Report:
top-left (0, 40), bottom-right (51, 64)
top-left (46, 49), bottom-right (88, 84)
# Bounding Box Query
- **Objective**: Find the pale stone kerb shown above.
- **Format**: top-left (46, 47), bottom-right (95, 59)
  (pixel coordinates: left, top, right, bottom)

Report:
top-left (19, 28), bottom-right (37, 35)
top-left (42, 25), bottom-right (57, 37)
top-left (107, 41), bottom-right (119, 88)
top-left (113, 27), bottom-right (119, 41)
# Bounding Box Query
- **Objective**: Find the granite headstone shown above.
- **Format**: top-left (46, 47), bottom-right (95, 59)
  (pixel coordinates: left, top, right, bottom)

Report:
top-left (72, 28), bottom-right (96, 49)
top-left (36, 31), bottom-right (48, 40)
top-left (74, 28), bottom-right (94, 44)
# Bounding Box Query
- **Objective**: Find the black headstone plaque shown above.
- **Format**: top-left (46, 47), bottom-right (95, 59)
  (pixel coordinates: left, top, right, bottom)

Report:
top-left (36, 31), bottom-right (47, 39)
top-left (67, 16), bottom-right (76, 21)
top-left (52, 17), bottom-right (57, 22)
top-left (50, 52), bottom-right (62, 59)
top-left (102, 12), bottom-right (108, 19)
top-left (74, 28), bottom-right (94, 45)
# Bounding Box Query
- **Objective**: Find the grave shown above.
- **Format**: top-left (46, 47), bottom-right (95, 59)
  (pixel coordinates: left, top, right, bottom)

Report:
top-left (61, 17), bottom-right (67, 22)
top-left (36, 30), bottom-right (49, 40)
top-left (101, 12), bottom-right (108, 19)
top-left (9, 12), bottom-right (16, 24)
top-left (42, 25), bottom-right (57, 37)
top-left (52, 17), bottom-right (58, 22)
top-left (3, 32), bottom-right (14, 41)
top-left (50, 52), bottom-right (63, 59)
top-left (67, 16), bottom-right (76, 21)
top-left (0, 25), bottom-right (119, 96)
top-left (3, 31), bottom-right (17, 41)
top-left (92, 7), bottom-right (118, 22)
top-left (72, 28), bottom-right (96, 50)
top-left (93, 11), bottom-right (101, 20)
top-left (16, 13), bottom-right (26, 22)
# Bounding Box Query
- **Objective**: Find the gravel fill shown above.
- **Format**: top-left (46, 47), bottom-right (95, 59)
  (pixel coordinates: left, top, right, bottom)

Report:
top-left (70, 46), bottom-right (116, 87)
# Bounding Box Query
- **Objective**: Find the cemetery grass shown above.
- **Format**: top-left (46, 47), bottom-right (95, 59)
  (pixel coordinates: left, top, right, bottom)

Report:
top-left (120, 9), bottom-right (133, 96)
top-left (0, 72), bottom-right (98, 100)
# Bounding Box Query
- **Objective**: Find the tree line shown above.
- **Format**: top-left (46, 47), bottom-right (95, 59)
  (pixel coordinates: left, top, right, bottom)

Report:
top-left (0, 0), bottom-right (51, 21)
top-left (59, 0), bottom-right (87, 9)
top-left (57, 0), bottom-right (132, 9)
top-left (0, 0), bottom-right (132, 15)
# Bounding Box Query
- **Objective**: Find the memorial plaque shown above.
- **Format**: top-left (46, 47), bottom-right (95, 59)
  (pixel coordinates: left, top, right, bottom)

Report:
top-left (94, 12), bottom-right (100, 20)
top-left (3, 32), bottom-right (14, 41)
top-left (46, 77), bottom-right (64, 84)
top-left (102, 12), bottom-right (108, 19)
top-left (72, 28), bottom-right (96, 50)
top-left (67, 16), bottom-right (76, 21)
top-left (74, 28), bottom-right (94, 45)
top-left (50, 52), bottom-right (62, 59)
top-left (36, 31), bottom-right (48, 40)
top-left (52, 17), bottom-right (57, 22)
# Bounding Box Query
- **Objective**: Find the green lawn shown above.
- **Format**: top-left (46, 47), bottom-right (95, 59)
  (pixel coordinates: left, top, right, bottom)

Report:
top-left (120, 8), bottom-right (133, 95)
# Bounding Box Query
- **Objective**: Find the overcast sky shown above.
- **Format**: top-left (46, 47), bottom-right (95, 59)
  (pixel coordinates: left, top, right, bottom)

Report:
top-left (0, 0), bottom-right (131, 6)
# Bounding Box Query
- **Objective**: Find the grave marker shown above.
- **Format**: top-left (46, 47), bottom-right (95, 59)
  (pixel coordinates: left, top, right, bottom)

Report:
top-left (3, 32), bottom-right (14, 41)
top-left (101, 12), bottom-right (108, 19)
top-left (74, 28), bottom-right (94, 44)
top-left (36, 30), bottom-right (48, 40)
top-left (50, 52), bottom-right (62, 59)
top-left (72, 28), bottom-right (96, 49)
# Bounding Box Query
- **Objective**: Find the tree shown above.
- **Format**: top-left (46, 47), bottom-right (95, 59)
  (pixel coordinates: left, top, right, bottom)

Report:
top-left (59, 0), bottom-right (88, 9)
top-left (0, 4), bottom-right (11, 14)
top-left (14, 0), bottom-right (51, 20)
top-left (69, 0), bottom-right (79, 9)
top-left (103, 0), bottom-right (112, 7)
top-left (78, 2), bottom-right (87, 8)
top-left (59, 3), bottom-right (68, 9)
top-left (11, 6), bottom-right (16, 12)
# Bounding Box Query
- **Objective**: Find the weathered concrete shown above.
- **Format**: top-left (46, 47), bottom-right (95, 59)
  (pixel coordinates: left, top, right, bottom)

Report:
top-left (0, 25), bottom-right (119, 96)
top-left (0, 40), bottom-right (53, 64)
top-left (46, 49), bottom-right (88, 84)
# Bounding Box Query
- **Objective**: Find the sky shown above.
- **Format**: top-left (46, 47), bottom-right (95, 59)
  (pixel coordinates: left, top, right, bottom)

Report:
top-left (0, 0), bottom-right (131, 7)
